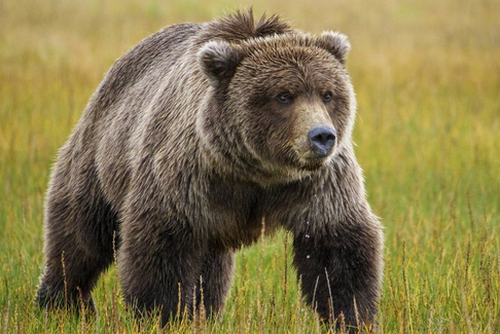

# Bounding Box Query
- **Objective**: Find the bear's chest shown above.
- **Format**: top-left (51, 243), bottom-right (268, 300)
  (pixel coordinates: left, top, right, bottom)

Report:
top-left (199, 181), bottom-right (314, 249)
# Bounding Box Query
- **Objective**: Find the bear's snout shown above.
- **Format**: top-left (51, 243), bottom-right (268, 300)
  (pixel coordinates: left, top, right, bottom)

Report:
top-left (308, 125), bottom-right (336, 157)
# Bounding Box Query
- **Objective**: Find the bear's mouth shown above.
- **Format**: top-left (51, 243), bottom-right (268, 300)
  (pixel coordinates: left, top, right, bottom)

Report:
top-left (299, 153), bottom-right (333, 171)
top-left (305, 141), bottom-right (336, 168)
top-left (290, 145), bottom-right (335, 172)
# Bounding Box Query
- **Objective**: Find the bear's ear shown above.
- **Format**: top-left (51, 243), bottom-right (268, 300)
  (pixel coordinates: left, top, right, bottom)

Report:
top-left (197, 40), bottom-right (244, 87)
top-left (315, 31), bottom-right (351, 64)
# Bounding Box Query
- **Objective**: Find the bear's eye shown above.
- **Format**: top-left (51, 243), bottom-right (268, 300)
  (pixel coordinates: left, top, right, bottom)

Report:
top-left (277, 92), bottom-right (293, 105)
top-left (323, 91), bottom-right (333, 103)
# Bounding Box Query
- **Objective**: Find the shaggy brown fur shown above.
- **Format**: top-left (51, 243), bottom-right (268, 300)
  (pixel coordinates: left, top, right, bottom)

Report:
top-left (36, 10), bottom-right (383, 331)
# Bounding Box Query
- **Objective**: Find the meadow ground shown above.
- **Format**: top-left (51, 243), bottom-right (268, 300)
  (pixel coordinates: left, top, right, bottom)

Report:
top-left (1, 0), bottom-right (499, 333)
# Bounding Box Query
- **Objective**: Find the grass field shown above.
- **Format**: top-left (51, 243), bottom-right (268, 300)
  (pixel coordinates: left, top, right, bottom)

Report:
top-left (1, 0), bottom-right (499, 332)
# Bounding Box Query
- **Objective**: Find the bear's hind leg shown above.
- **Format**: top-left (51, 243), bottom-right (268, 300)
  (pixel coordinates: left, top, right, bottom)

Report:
top-left (36, 160), bottom-right (118, 311)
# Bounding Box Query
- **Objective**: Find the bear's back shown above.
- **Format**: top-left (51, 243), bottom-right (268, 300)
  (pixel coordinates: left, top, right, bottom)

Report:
top-left (94, 23), bottom-right (202, 113)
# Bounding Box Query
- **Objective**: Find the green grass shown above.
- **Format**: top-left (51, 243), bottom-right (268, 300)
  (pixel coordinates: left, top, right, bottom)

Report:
top-left (1, 0), bottom-right (499, 332)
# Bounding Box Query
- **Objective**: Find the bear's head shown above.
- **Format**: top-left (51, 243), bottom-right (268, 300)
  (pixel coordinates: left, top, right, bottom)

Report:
top-left (197, 32), bottom-right (356, 185)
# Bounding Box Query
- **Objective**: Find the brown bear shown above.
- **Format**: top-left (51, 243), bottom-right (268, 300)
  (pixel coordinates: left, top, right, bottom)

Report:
top-left (36, 10), bottom-right (383, 331)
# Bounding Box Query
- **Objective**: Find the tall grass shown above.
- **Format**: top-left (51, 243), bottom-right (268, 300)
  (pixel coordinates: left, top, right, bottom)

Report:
top-left (1, 0), bottom-right (499, 332)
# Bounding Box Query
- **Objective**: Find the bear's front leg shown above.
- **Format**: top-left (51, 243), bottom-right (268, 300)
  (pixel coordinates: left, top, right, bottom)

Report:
top-left (293, 220), bottom-right (383, 332)
top-left (118, 217), bottom-right (204, 324)
top-left (196, 250), bottom-right (235, 319)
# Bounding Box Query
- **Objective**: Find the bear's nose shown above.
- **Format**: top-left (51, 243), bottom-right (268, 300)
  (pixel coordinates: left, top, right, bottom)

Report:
top-left (308, 126), bottom-right (336, 157)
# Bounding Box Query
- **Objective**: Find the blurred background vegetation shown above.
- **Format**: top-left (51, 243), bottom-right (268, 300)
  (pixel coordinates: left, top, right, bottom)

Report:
top-left (1, 0), bottom-right (499, 332)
